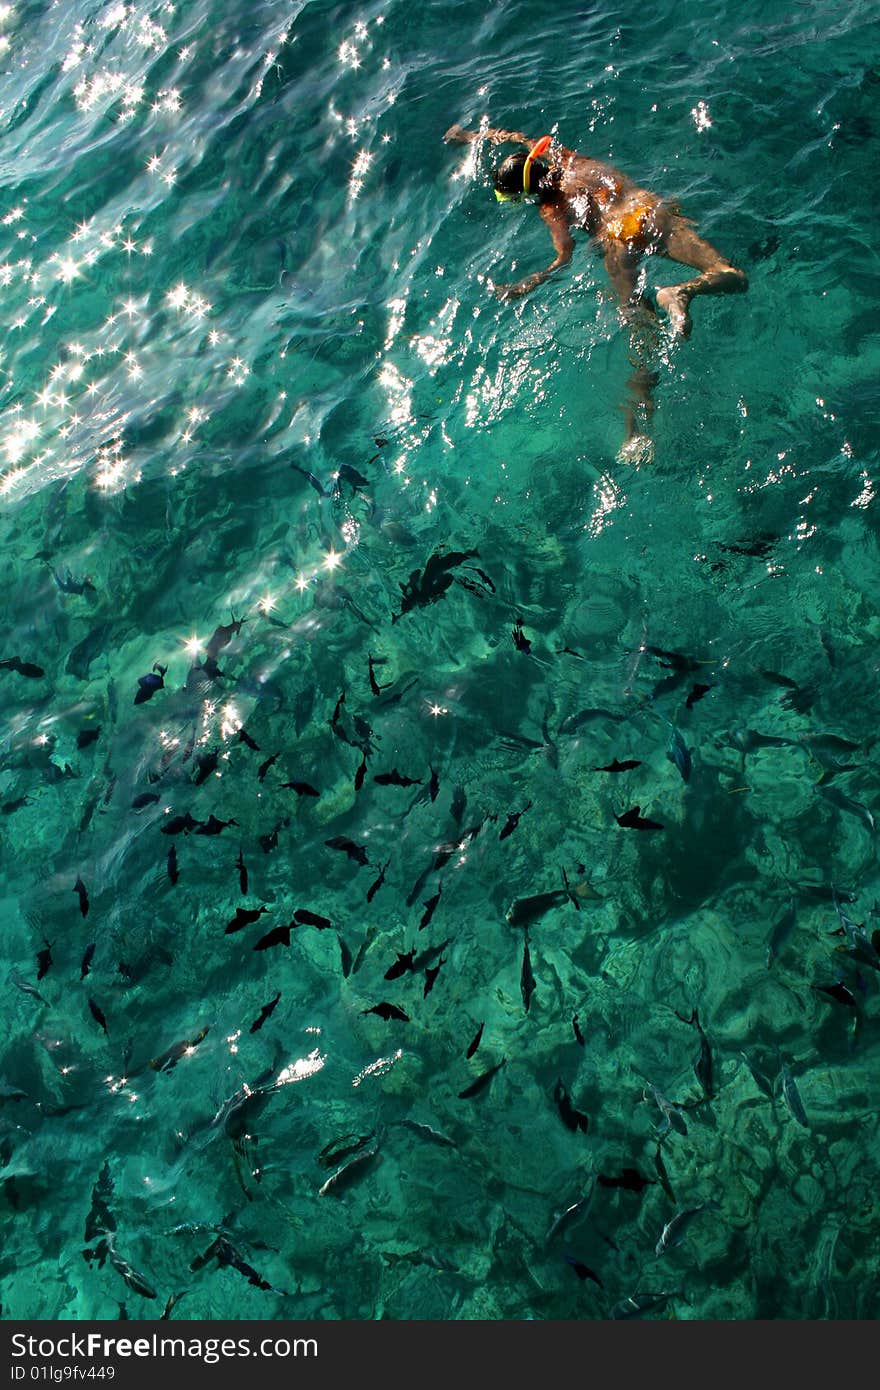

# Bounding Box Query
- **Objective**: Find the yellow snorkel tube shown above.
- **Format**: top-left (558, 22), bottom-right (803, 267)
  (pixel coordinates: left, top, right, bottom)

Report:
top-left (494, 134), bottom-right (552, 202)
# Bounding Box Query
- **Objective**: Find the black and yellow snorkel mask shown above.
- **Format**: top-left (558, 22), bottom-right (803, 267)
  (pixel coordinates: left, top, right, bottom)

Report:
top-left (494, 134), bottom-right (553, 202)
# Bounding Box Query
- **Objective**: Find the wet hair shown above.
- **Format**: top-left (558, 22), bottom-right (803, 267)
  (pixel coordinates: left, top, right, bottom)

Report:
top-left (493, 152), bottom-right (558, 200)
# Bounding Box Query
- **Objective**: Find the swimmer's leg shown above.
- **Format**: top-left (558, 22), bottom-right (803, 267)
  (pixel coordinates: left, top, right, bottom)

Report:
top-left (655, 215), bottom-right (748, 338)
top-left (603, 244), bottom-right (661, 455)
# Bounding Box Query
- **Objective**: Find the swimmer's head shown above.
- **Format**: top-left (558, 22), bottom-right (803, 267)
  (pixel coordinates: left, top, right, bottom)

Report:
top-left (494, 136), bottom-right (556, 203)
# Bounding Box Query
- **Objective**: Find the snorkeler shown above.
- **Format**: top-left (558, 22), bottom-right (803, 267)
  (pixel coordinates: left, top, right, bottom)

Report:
top-left (444, 123), bottom-right (748, 459)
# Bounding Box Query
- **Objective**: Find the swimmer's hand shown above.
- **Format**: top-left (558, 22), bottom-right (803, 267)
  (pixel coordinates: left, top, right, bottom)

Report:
top-left (444, 124), bottom-right (472, 144)
top-left (494, 275), bottom-right (542, 302)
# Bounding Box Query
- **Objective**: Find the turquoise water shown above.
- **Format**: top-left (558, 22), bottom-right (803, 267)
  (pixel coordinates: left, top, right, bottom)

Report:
top-left (1, 0), bottom-right (879, 1321)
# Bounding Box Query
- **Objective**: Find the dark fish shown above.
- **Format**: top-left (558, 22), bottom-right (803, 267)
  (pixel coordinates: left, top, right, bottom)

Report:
top-left (505, 888), bottom-right (570, 928)
top-left (131, 792), bottom-right (160, 809)
top-left (149, 1026), bottom-right (209, 1073)
top-left (236, 847), bottom-right (248, 895)
top-left (512, 618), bottom-right (531, 653)
top-left (338, 935), bottom-right (353, 977)
top-left (77, 727), bottom-right (101, 749)
top-left (249, 992), bottom-right (281, 1034)
top-left (796, 882), bottom-right (856, 904)
top-left (318, 1131), bottom-right (375, 1170)
top-left (778, 1054), bottom-right (809, 1127)
top-left (762, 670), bottom-right (817, 713)
top-left (647, 645), bottom-right (703, 672)
top-left (466, 1022), bottom-right (485, 1059)
top-left (717, 532), bottom-right (777, 558)
top-left (88, 998), bottom-right (108, 1033)
top-left (374, 769), bottom-right (422, 787)
top-left (666, 726), bottom-right (692, 783)
top-left (545, 1184), bottom-right (594, 1245)
top-left (397, 1119), bottom-right (457, 1149)
top-left (392, 547), bottom-right (481, 623)
top-left (597, 1168), bottom-right (654, 1194)
top-left (73, 876), bottom-right (89, 917)
top-left (330, 688), bottom-right (346, 731)
top-left (224, 905), bottom-right (268, 935)
top-left (191, 1236), bottom-right (283, 1295)
top-left (559, 707), bottom-right (626, 736)
top-left (238, 727), bottom-right (261, 751)
top-left (205, 615), bottom-right (245, 662)
top-left (318, 1130), bottom-right (383, 1197)
top-left (1, 794), bottom-right (29, 815)
top-left (615, 805), bottom-right (664, 831)
top-left (685, 683), bottom-right (713, 710)
top-left (428, 766), bottom-right (440, 801)
top-left (53, 567), bottom-right (96, 595)
top-left (450, 785), bottom-right (467, 826)
top-left (66, 624), bottom-right (110, 679)
top-left (646, 1084), bottom-right (688, 1137)
top-left (385, 949), bottom-right (416, 981)
top-left (80, 942), bottom-right (96, 980)
top-left (258, 823), bottom-right (282, 853)
top-left (336, 463), bottom-right (370, 491)
top-left (676, 1007), bottom-right (714, 1098)
top-left (325, 836), bottom-right (369, 866)
top-left (767, 901), bottom-right (797, 966)
top-left (800, 733), bottom-right (861, 754)
top-left (167, 845), bottom-right (179, 886)
top-left (813, 980), bottom-right (858, 1008)
top-left (655, 1202), bottom-right (717, 1256)
top-left (133, 664), bottom-right (167, 705)
top-left (353, 712), bottom-right (375, 747)
top-left (564, 1256), bottom-right (603, 1288)
top-left (419, 885), bottom-right (442, 931)
top-left (36, 942), bottom-right (53, 981)
top-left (594, 758), bottom-right (642, 773)
top-left (819, 785), bottom-right (875, 833)
top-left (363, 1002), bottom-right (410, 1022)
top-left (107, 1237), bottom-right (157, 1300)
top-left (257, 753), bottom-right (279, 782)
top-left (458, 1058), bottom-right (505, 1099)
top-left (291, 461), bottom-right (329, 497)
top-left (611, 1291), bottom-right (677, 1320)
top-left (412, 938), bottom-right (451, 971)
top-left (728, 728), bottom-right (791, 754)
top-left (366, 857), bottom-right (391, 903)
top-left (281, 779), bottom-right (320, 797)
top-left (654, 1142), bottom-right (676, 1203)
top-left (161, 812), bottom-right (200, 836)
top-left (573, 1014), bottom-right (585, 1046)
top-left (368, 654), bottom-right (391, 696)
top-left (195, 815), bottom-right (238, 835)
top-left (159, 1292), bottom-right (186, 1321)
top-left (253, 924), bottom-right (292, 951)
top-left (9, 971), bottom-right (48, 1004)
top-left (500, 800), bottom-right (532, 841)
top-left (351, 926), bottom-right (378, 975)
top-left (354, 755), bottom-right (368, 792)
top-left (740, 1051), bottom-right (774, 1099)
top-left (0, 656), bottom-right (45, 678)
top-left (193, 749), bottom-right (219, 785)
top-left (294, 908), bottom-right (333, 930)
top-left (84, 1161), bottom-right (116, 1242)
top-left (554, 1079), bottom-right (589, 1133)
top-left (424, 958), bottom-right (446, 996)
top-left (521, 938), bottom-right (536, 1013)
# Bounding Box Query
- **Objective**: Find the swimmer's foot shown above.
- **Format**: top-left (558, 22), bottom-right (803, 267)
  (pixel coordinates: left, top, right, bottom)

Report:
top-left (617, 433), bottom-right (654, 466)
top-left (656, 286), bottom-right (693, 339)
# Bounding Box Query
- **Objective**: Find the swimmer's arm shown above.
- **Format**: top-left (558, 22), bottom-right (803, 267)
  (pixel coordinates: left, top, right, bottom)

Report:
top-left (496, 205), bottom-right (574, 301)
top-left (443, 123), bottom-right (532, 148)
